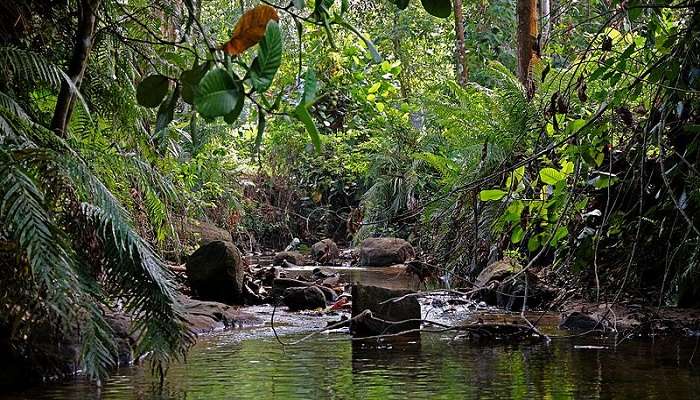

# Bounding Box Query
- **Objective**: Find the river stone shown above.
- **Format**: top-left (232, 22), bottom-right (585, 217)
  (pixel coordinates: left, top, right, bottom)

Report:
top-left (274, 251), bottom-right (306, 266)
top-left (559, 311), bottom-right (601, 332)
top-left (272, 278), bottom-right (337, 302)
top-left (475, 259), bottom-right (520, 288)
top-left (283, 286), bottom-right (327, 311)
top-left (177, 218), bottom-right (232, 247)
top-left (351, 284), bottom-right (420, 337)
top-left (182, 297), bottom-right (262, 334)
top-left (186, 240), bottom-right (245, 304)
top-left (359, 237), bottom-right (415, 267)
top-left (311, 239), bottom-right (339, 263)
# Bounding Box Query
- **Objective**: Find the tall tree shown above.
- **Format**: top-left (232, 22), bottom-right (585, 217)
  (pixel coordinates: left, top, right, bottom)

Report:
top-left (516, 0), bottom-right (538, 98)
top-left (453, 0), bottom-right (468, 86)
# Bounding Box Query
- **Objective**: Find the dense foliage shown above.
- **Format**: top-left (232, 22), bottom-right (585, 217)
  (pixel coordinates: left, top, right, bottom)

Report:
top-left (1, 0), bottom-right (698, 383)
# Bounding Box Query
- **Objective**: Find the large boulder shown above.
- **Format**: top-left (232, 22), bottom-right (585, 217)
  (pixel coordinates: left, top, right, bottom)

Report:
top-left (359, 237), bottom-right (415, 267)
top-left (283, 286), bottom-right (327, 311)
top-left (474, 259), bottom-right (557, 310)
top-left (177, 218), bottom-right (231, 247)
top-left (273, 251), bottom-right (307, 266)
top-left (351, 284), bottom-right (421, 337)
top-left (186, 240), bottom-right (245, 304)
top-left (311, 239), bottom-right (339, 263)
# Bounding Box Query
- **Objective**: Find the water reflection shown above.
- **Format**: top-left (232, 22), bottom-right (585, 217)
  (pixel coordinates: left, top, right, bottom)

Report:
top-left (3, 332), bottom-right (698, 400)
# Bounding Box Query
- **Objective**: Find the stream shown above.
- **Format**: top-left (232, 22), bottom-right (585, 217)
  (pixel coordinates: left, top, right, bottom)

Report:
top-left (2, 265), bottom-right (699, 399)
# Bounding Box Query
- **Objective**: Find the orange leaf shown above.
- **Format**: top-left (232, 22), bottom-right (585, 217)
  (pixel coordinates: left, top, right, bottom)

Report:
top-left (221, 5), bottom-right (279, 56)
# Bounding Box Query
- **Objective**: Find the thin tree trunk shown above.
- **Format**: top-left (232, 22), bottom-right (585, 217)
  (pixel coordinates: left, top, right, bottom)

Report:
top-left (453, 0), bottom-right (468, 86)
top-left (541, 0), bottom-right (551, 46)
top-left (51, 0), bottom-right (101, 137)
top-left (516, 0), bottom-right (538, 98)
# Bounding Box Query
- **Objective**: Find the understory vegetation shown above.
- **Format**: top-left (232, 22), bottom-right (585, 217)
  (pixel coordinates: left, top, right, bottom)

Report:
top-left (1, 0), bottom-right (699, 382)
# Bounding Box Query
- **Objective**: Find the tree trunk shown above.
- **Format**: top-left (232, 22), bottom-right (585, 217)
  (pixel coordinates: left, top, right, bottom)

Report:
top-left (516, 0), bottom-right (538, 98)
top-left (541, 0), bottom-right (551, 46)
top-left (50, 0), bottom-right (101, 137)
top-left (453, 0), bottom-right (468, 86)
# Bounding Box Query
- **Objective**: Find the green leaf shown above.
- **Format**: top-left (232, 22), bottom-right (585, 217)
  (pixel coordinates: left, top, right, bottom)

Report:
top-left (250, 21), bottom-right (283, 93)
top-left (181, 63), bottom-right (209, 104)
top-left (155, 84), bottom-right (180, 134)
top-left (194, 68), bottom-right (242, 118)
top-left (511, 226), bottom-right (525, 244)
top-left (539, 167), bottom-right (567, 185)
top-left (368, 82), bottom-right (381, 93)
top-left (223, 95), bottom-right (245, 124)
top-left (294, 105), bottom-right (321, 152)
top-left (479, 189), bottom-right (507, 201)
top-left (254, 107), bottom-right (266, 153)
top-left (421, 0), bottom-right (452, 18)
top-left (553, 226), bottom-right (569, 243)
top-left (527, 235), bottom-right (541, 252)
top-left (137, 75), bottom-right (169, 108)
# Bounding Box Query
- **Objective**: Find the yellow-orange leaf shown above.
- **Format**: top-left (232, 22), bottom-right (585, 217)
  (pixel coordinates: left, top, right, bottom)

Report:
top-left (221, 5), bottom-right (279, 56)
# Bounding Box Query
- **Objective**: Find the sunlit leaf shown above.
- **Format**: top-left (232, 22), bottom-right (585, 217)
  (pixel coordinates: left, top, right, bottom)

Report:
top-left (539, 167), bottom-right (566, 185)
top-left (294, 105), bottom-right (321, 152)
top-left (479, 189), bottom-right (507, 201)
top-left (421, 0), bottom-right (452, 18)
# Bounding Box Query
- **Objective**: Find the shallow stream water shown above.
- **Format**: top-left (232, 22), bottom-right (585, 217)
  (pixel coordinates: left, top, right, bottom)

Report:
top-left (3, 265), bottom-right (699, 399)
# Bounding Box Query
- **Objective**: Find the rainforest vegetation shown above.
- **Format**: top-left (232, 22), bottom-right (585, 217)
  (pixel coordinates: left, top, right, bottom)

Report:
top-left (1, 0), bottom-right (699, 388)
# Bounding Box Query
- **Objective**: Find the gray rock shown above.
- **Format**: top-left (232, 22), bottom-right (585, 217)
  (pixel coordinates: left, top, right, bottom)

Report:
top-left (559, 311), bottom-right (601, 332)
top-left (351, 284), bottom-right (420, 337)
top-left (182, 297), bottom-right (262, 334)
top-left (359, 237), bottom-right (415, 267)
top-left (283, 286), bottom-right (327, 311)
top-left (186, 240), bottom-right (245, 304)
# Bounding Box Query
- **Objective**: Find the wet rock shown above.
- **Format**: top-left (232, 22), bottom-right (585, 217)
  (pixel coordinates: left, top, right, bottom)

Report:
top-left (274, 251), bottom-right (307, 266)
top-left (351, 284), bottom-right (420, 337)
top-left (311, 239), bottom-right (339, 263)
top-left (283, 286), bottom-right (327, 311)
top-left (559, 311), bottom-right (601, 332)
top-left (186, 240), bottom-right (245, 304)
top-left (272, 278), bottom-right (338, 303)
top-left (182, 297), bottom-right (262, 334)
top-left (359, 237), bottom-right (415, 267)
top-left (474, 259), bottom-right (557, 310)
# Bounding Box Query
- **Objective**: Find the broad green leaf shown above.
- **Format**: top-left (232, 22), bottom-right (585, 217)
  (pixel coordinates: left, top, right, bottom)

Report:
top-left (511, 226), bottom-right (525, 244)
top-left (553, 226), bottom-right (569, 243)
top-left (504, 200), bottom-right (525, 222)
top-left (181, 62), bottom-right (209, 104)
top-left (560, 161), bottom-right (574, 174)
top-left (137, 74), bottom-right (169, 108)
top-left (479, 189), bottom-right (507, 201)
top-left (194, 68), bottom-right (242, 118)
top-left (294, 104), bottom-right (321, 152)
top-left (368, 82), bottom-right (381, 93)
top-left (250, 21), bottom-right (283, 92)
top-left (223, 95), bottom-right (245, 124)
top-left (421, 0), bottom-right (452, 18)
top-left (155, 84), bottom-right (180, 133)
top-left (527, 235), bottom-right (541, 252)
top-left (539, 167), bottom-right (567, 185)
top-left (376, 102), bottom-right (385, 112)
